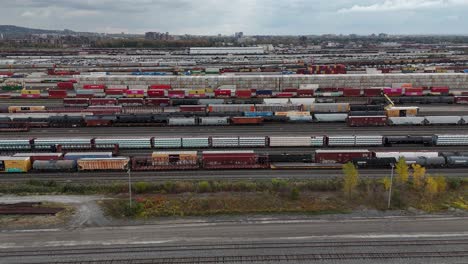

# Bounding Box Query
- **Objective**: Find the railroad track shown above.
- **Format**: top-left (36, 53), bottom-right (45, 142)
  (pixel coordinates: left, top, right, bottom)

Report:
top-left (6, 239), bottom-right (468, 263)
top-left (1, 168), bottom-right (467, 183)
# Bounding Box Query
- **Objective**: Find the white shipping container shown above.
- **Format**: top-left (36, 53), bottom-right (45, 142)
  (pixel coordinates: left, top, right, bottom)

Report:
top-left (269, 137), bottom-right (311, 147)
top-left (375, 152), bottom-right (439, 160)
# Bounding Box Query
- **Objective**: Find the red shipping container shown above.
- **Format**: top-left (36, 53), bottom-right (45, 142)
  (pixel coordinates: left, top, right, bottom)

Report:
top-left (89, 98), bottom-right (117, 106)
top-left (431, 86), bottom-right (450, 94)
top-left (105, 89), bottom-right (126, 95)
top-left (21, 94), bottom-right (41, 98)
top-left (75, 94), bottom-right (95, 98)
top-left (83, 84), bottom-right (107, 90)
top-left (215, 89), bottom-right (232, 97)
top-left (180, 105), bottom-right (207, 112)
top-left (321, 87), bottom-right (339, 92)
top-left (315, 150), bottom-right (372, 164)
top-left (283, 88), bottom-right (298, 93)
top-left (363, 88), bottom-right (382, 97)
top-left (404, 87), bottom-right (423, 96)
top-left (0, 72), bottom-right (13, 76)
top-left (149, 84), bottom-right (171, 90)
top-left (231, 117), bottom-right (263, 125)
top-left (235, 90), bottom-right (252, 98)
top-left (147, 90), bottom-right (165, 97)
top-left (168, 90), bottom-right (185, 98)
top-left (86, 106), bottom-right (122, 115)
top-left (343, 88), bottom-right (362, 97)
top-left (117, 98), bottom-right (144, 106)
top-left (48, 90), bottom-right (67, 99)
top-left (297, 89), bottom-right (314, 97)
top-left (455, 96), bottom-right (468, 104)
top-left (347, 116), bottom-right (388, 127)
top-left (56, 82), bottom-right (74, 89)
top-left (63, 98), bottom-right (89, 106)
top-left (0, 93), bottom-right (12, 99)
top-left (383, 88), bottom-right (403, 96)
top-left (145, 98), bottom-right (170, 106)
top-left (276, 92), bottom-right (294, 98)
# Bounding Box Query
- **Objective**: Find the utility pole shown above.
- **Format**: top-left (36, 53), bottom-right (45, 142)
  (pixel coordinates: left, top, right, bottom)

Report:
top-left (128, 169), bottom-right (132, 208)
top-left (387, 164), bottom-right (395, 209)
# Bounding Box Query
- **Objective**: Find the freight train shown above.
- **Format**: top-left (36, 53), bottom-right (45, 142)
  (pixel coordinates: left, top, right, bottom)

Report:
top-left (3, 149), bottom-right (468, 173)
top-left (0, 134), bottom-right (466, 151)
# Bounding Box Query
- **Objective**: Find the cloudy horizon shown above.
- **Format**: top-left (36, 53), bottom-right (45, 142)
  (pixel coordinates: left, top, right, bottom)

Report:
top-left (1, 0), bottom-right (467, 35)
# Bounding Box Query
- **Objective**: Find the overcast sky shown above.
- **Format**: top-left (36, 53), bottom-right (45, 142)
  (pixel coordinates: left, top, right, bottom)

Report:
top-left (1, 0), bottom-right (467, 35)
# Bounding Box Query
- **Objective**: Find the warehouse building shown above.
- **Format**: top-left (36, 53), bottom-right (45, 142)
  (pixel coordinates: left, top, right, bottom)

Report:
top-left (189, 47), bottom-right (265, 55)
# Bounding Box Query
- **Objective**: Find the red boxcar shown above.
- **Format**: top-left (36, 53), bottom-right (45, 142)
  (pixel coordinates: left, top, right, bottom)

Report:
top-left (283, 88), bottom-right (298, 93)
top-left (168, 90), bottom-right (185, 98)
top-left (455, 96), bottom-right (468, 104)
top-left (117, 98), bottom-right (145, 106)
top-left (430, 86), bottom-right (450, 95)
top-left (405, 87), bottom-right (423, 96)
top-left (202, 151), bottom-right (269, 169)
top-left (235, 90), bottom-right (252, 98)
top-left (363, 88), bottom-right (382, 97)
top-left (347, 116), bottom-right (388, 127)
top-left (147, 90), bottom-right (166, 98)
top-left (230, 117), bottom-right (263, 125)
top-left (63, 98), bottom-right (89, 106)
top-left (105, 89), bottom-right (126, 95)
top-left (179, 105), bottom-right (207, 112)
top-left (315, 150), bottom-right (372, 164)
top-left (342, 88), bottom-right (361, 97)
top-left (215, 89), bottom-right (232, 97)
top-left (276, 92), bottom-right (294, 98)
top-left (48, 90), bottom-right (68, 99)
top-left (83, 84), bottom-right (107, 90)
top-left (56, 82), bottom-right (74, 89)
top-left (145, 98), bottom-right (170, 106)
top-left (89, 98), bottom-right (117, 106)
top-left (297, 89), bottom-right (314, 97)
top-left (149, 84), bottom-right (171, 90)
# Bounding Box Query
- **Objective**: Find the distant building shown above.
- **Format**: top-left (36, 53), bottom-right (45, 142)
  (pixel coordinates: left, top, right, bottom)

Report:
top-left (235, 32), bottom-right (244, 39)
top-left (189, 47), bottom-right (265, 55)
top-left (145, 32), bottom-right (172, 40)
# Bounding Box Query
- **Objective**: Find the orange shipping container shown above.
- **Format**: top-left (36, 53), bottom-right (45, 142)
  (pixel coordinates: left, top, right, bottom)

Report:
top-left (77, 158), bottom-right (129, 171)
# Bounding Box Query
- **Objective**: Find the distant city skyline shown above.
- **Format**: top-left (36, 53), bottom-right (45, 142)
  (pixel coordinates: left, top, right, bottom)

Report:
top-left (1, 0), bottom-right (467, 35)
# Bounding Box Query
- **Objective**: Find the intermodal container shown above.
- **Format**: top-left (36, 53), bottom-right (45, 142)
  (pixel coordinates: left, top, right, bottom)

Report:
top-left (283, 88), bottom-right (298, 93)
top-left (126, 89), bottom-right (145, 98)
top-left (208, 104), bottom-right (255, 113)
top-left (83, 84), bottom-right (107, 90)
top-left (147, 90), bottom-right (165, 97)
top-left (276, 92), bottom-right (294, 98)
top-left (297, 89), bottom-right (314, 97)
top-left (256, 90), bottom-right (273, 97)
top-left (235, 90), bottom-right (252, 98)
top-left (384, 88), bottom-right (403, 96)
top-left (21, 89), bottom-right (41, 95)
top-left (8, 106), bottom-right (46, 113)
top-left (363, 88), bottom-right (382, 97)
top-left (145, 98), bottom-right (170, 106)
top-left (48, 90), bottom-right (67, 99)
top-left (105, 89), bottom-right (127, 95)
top-left (430, 86), bottom-right (450, 95)
top-left (405, 87), bottom-right (423, 96)
top-left (231, 117), bottom-right (263, 125)
top-left (57, 82), bottom-right (74, 89)
top-left (149, 84), bottom-right (171, 90)
top-left (77, 157), bottom-right (129, 171)
top-left (315, 149), bottom-right (372, 164)
top-left (64, 152), bottom-right (113, 161)
top-left (347, 116), bottom-right (388, 127)
top-left (342, 88), bottom-right (361, 97)
top-left (168, 90), bottom-right (186, 98)
top-left (215, 89), bottom-right (232, 97)
top-left (13, 153), bottom-right (63, 163)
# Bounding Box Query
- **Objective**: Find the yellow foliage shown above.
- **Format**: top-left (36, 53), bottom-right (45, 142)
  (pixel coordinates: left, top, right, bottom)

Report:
top-left (395, 158), bottom-right (409, 184)
top-left (434, 176), bottom-right (447, 193)
top-left (381, 177), bottom-right (392, 191)
top-left (411, 164), bottom-right (426, 188)
top-left (425, 176), bottom-right (439, 198)
top-left (342, 162), bottom-right (359, 198)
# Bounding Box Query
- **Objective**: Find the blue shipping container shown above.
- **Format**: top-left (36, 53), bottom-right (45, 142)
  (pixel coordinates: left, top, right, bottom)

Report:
top-left (256, 90), bottom-right (273, 96)
top-left (464, 69), bottom-right (468, 73)
top-left (244, 111), bottom-right (273, 117)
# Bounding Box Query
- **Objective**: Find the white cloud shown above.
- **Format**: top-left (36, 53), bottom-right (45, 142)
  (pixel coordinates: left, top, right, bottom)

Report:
top-left (338, 0), bottom-right (468, 13)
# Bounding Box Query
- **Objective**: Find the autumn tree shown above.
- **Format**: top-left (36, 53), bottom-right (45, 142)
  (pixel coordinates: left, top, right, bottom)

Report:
top-left (411, 164), bottom-right (426, 189)
top-left (382, 177), bottom-right (392, 191)
top-left (342, 162), bottom-right (359, 198)
top-left (434, 176), bottom-right (447, 194)
top-left (395, 157), bottom-right (409, 184)
top-left (424, 176), bottom-right (438, 199)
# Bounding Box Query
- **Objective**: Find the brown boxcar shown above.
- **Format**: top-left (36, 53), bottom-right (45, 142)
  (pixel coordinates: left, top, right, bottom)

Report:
top-left (230, 117), bottom-right (264, 125)
top-left (347, 116), bottom-right (388, 127)
top-left (202, 151), bottom-right (269, 169)
top-left (315, 149), bottom-right (372, 164)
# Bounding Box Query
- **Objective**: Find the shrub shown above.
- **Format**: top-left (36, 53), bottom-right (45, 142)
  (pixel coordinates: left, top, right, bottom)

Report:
top-left (290, 188), bottom-right (300, 201)
top-left (133, 182), bottom-right (150, 194)
top-left (197, 181), bottom-right (212, 193)
top-left (271, 179), bottom-right (288, 192)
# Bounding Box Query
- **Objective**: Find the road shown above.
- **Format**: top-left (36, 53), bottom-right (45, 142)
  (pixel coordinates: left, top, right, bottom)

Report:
top-left (0, 216), bottom-right (467, 263)
top-left (2, 123), bottom-right (468, 137)
top-left (1, 168), bottom-right (467, 183)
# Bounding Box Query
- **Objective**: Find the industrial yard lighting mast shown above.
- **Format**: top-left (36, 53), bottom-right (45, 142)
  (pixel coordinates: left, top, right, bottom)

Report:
top-left (387, 163), bottom-right (395, 209)
top-left (128, 169), bottom-right (132, 208)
